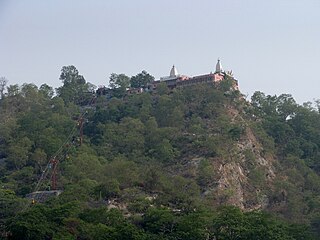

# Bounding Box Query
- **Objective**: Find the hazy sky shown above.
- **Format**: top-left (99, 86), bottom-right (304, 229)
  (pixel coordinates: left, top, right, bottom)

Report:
top-left (1, 0), bottom-right (319, 103)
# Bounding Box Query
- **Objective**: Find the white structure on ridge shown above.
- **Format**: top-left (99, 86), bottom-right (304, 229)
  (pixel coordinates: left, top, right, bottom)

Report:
top-left (160, 64), bottom-right (180, 81)
top-left (170, 65), bottom-right (178, 77)
top-left (215, 59), bottom-right (223, 73)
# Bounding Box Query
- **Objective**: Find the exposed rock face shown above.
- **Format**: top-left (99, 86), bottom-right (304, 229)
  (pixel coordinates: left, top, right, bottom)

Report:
top-left (215, 126), bottom-right (276, 210)
top-left (216, 162), bottom-right (246, 208)
top-left (191, 105), bottom-right (278, 210)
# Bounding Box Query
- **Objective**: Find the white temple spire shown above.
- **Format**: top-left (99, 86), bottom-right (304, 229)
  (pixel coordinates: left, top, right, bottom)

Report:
top-left (215, 59), bottom-right (223, 73)
top-left (170, 65), bottom-right (178, 77)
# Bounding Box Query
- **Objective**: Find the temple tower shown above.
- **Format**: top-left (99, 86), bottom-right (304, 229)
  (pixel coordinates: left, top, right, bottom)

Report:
top-left (170, 65), bottom-right (178, 77)
top-left (215, 59), bottom-right (223, 73)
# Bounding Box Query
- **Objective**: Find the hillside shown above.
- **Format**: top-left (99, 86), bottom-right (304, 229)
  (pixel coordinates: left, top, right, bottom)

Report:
top-left (1, 69), bottom-right (320, 239)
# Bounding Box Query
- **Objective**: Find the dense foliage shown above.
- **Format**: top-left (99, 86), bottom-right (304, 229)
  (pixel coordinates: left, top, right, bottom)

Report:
top-left (1, 67), bottom-right (320, 239)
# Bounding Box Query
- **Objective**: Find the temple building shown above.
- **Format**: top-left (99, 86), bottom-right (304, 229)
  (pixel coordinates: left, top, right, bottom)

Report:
top-left (158, 65), bottom-right (189, 89)
top-left (97, 59), bottom-right (238, 97)
top-left (154, 59), bottom-right (238, 90)
top-left (146, 65), bottom-right (186, 91)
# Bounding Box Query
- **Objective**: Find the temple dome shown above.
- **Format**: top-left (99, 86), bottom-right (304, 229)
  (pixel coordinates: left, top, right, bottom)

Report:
top-left (170, 65), bottom-right (178, 77)
top-left (215, 59), bottom-right (223, 73)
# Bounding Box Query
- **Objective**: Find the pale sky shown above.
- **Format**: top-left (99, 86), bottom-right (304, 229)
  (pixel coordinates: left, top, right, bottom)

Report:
top-left (1, 0), bottom-right (320, 103)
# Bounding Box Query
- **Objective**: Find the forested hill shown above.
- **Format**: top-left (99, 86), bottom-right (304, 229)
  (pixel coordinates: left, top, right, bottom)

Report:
top-left (1, 67), bottom-right (320, 239)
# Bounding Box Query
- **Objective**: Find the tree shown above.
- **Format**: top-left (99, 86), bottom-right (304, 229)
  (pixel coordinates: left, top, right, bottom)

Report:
top-left (131, 71), bottom-right (154, 88)
top-left (197, 159), bottom-right (215, 188)
top-left (39, 83), bottom-right (54, 98)
top-left (8, 205), bottom-right (53, 240)
top-left (154, 139), bottom-right (176, 163)
top-left (6, 137), bottom-right (32, 170)
top-left (251, 91), bottom-right (278, 118)
top-left (93, 179), bottom-right (120, 200)
top-left (0, 76), bottom-right (8, 99)
top-left (109, 73), bottom-right (131, 97)
top-left (8, 202), bottom-right (82, 240)
top-left (30, 148), bottom-right (47, 172)
top-left (21, 84), bottom-right (39, 103)
top-left (109, 73), bottom-right (130, 89)
top-left (276, 94), bottom-right (297, 120)
top-left (175, 212), bottom-right (210, 240)
top-left (142, 208), bottom-right (176, 236)
top-left (59, 65), bottom-right (85, 85)
top-left (103, 158), bottom-right (140, 189)
top-left (0, 189), bottom-right (25, 234)
top-left (217, 76), bottom-right (234, 92)
top-left (156, 82), bottom-right (169, 95)
top-left (102, 117), bottom-right (145, 157)
top-left (209, 206), bottom-right (306, 240)
top-left (7, 84), bottom-right (20, 97)
top-left (56, 65), bottom-right (93, 105)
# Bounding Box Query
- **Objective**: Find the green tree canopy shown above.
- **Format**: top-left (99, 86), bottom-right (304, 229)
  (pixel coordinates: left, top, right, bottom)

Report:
top-left (109, 73), bottom-right (130, 89)
top-left (56, 65), bottom-right (95, 105)
top-left (131, 70), bottom-right (154, 88)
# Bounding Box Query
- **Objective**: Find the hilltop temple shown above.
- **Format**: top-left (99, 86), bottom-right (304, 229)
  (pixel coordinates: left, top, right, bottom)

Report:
top-left (97, 59), bottom-right (238, 97)
top-left (148, 59), bottom-right (238, 91)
